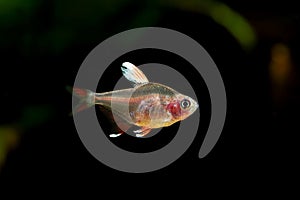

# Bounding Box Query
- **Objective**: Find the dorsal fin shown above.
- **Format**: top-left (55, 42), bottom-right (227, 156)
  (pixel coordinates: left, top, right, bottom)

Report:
top-left (121, 62), bottom-right (149, 86)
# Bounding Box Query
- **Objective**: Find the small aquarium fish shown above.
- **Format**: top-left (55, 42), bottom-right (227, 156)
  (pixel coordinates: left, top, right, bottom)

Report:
top-left (73, 62), bottom-right (198, 138)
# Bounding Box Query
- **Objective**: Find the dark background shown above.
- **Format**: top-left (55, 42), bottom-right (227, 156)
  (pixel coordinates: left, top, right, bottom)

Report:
top-left (0, 0), bottom-right (299, 193)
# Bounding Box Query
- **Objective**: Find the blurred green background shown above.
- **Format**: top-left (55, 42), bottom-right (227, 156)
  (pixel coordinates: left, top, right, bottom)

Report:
top-left (0, 0), bottom-right (299, 189)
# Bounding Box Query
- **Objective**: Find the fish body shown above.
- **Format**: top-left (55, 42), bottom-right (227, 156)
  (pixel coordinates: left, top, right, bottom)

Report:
top-left (73, 62), bottom-right (198, 137)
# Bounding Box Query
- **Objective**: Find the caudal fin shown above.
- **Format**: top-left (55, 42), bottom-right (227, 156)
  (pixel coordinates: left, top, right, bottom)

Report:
top-left (68, 86), bottom-right (95, 113)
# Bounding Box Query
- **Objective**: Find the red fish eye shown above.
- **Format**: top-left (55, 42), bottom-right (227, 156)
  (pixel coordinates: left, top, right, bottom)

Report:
top-left (167, 102), bottom-right (181, 118)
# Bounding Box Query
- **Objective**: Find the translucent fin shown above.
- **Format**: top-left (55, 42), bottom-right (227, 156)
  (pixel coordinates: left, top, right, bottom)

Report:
top-left (134, 127), bottom-right (152, 137)
top-left (121, 62), bottom-right (149, 86)
top-left (72, 88), bottom-right (95, 113)
top-left (98, 105), bottom-right (132, 138)
top-left (109, 133), bottom-right (122, 138)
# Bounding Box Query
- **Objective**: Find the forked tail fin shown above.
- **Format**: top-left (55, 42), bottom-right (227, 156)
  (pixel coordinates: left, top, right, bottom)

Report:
top-left (67, 86), bottom-right (95, 113)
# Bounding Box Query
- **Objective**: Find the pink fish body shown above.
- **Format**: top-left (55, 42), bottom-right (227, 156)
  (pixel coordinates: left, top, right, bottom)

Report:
top-left (73, 62), bottom-right (198, 138)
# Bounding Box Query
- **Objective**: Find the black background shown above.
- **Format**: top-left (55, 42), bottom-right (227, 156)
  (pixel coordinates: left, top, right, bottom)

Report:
top-left (0, 0), bottom-right (298, 194)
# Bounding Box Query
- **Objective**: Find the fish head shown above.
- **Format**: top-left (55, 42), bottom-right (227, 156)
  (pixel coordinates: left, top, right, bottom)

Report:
top-left (172, 94), bottom-right (198, 121)
top-left (166, 93), bottom-right (198, 124)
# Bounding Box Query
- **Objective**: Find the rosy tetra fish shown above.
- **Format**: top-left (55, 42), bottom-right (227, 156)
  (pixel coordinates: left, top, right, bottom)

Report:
top-left (73, 62), bottom-right (198, 138)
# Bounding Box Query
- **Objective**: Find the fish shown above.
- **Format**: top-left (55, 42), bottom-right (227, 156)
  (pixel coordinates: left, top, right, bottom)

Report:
top-left (73, 62), bottom-right (199, 138)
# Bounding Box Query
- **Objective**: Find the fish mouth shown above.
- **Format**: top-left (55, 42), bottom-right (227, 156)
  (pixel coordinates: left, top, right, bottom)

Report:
top-left (190, 100), bottom-right (199, 114)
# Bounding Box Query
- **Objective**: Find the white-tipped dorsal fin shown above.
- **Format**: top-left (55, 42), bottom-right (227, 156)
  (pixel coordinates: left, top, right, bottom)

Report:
top-left (121, 62), bottom-right (149, 86)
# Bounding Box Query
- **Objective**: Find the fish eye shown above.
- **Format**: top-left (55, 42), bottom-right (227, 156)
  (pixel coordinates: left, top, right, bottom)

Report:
top-left (181, 99), bottom-right (191, 109)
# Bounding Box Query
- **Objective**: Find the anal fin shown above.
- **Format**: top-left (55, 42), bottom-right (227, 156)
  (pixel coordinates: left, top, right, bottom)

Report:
top-left (98, 105), bottom-right (132, 138)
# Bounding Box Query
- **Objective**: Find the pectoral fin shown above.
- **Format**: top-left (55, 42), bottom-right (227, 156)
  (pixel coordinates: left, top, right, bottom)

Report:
top-left (133, 127), bottom-right (152, 138)
top-left (121, 62), bottom-right (149, 86)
